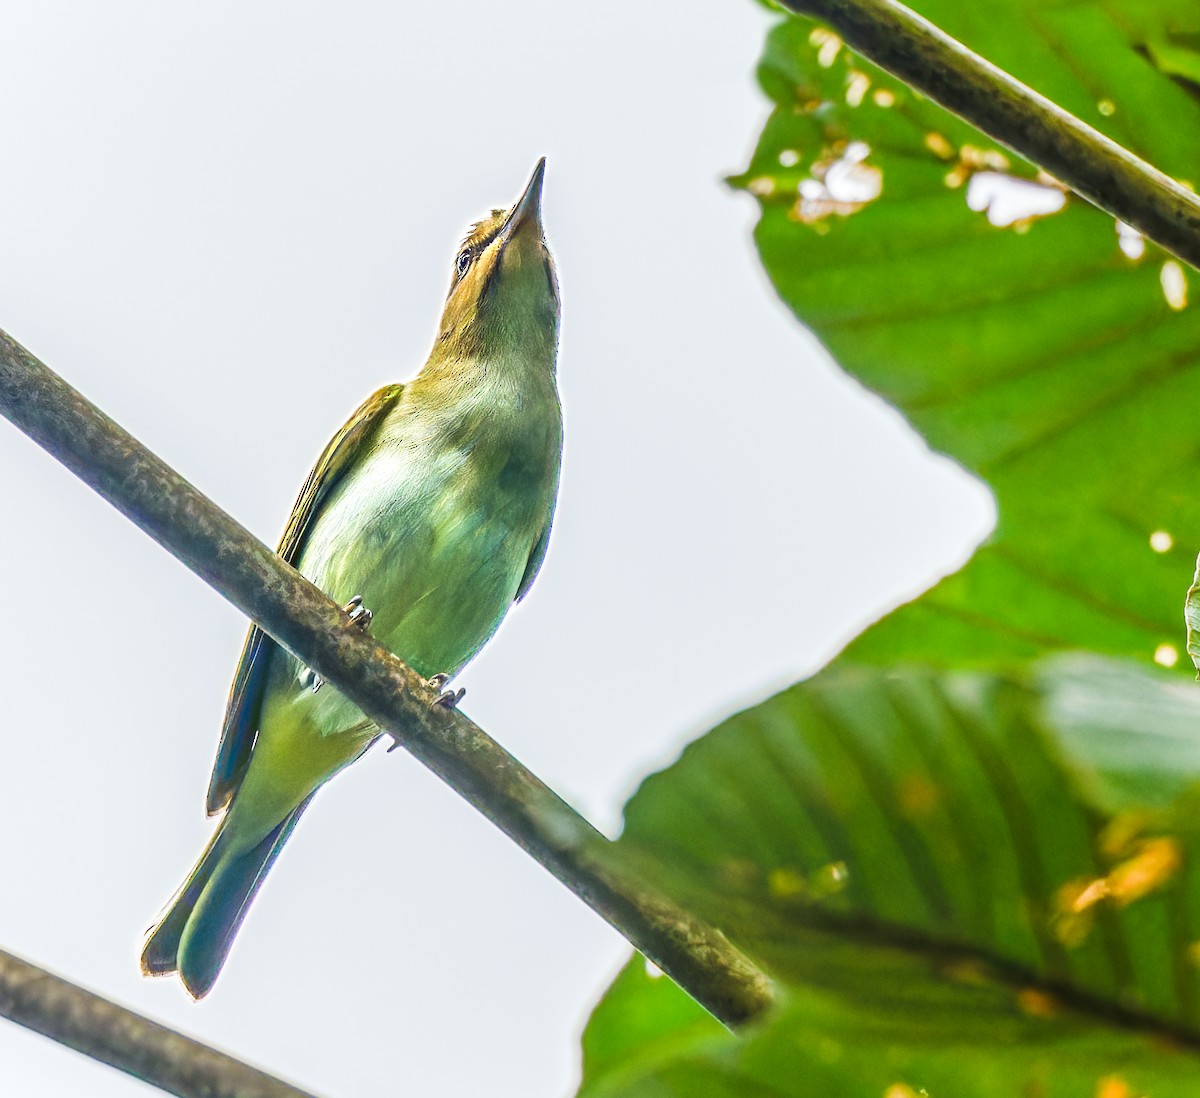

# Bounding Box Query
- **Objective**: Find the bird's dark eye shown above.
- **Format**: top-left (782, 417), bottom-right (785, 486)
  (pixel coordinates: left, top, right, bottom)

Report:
top-left (456, 249), bottom-right (473, 276)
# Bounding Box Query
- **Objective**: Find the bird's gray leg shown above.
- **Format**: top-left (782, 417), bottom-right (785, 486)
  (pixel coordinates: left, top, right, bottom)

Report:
top-left (426, 673), bottom-right (466, 710)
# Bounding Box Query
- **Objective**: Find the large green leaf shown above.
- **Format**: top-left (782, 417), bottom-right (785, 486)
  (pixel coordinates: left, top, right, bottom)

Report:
top-left (578, 658), bottom-right (1200, 1096)
top-left (730, 4), bottom-right (1200, 671)
top-left (580, 2), bottom-right (1200, 1093)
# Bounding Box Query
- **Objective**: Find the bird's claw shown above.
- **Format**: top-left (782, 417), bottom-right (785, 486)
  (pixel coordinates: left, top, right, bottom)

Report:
top-left (432, 687), bottom-right (466, 710)
top-left (342, 595), bottom-right (373, 632)
top-left (425, 673), bottom-right (465, 710)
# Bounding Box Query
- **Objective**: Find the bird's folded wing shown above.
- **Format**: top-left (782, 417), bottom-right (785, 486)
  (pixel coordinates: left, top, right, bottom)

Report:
top-left (515, 521), bottom-right (553, 604)
top-left (205, 383), bottom-right (406, 816)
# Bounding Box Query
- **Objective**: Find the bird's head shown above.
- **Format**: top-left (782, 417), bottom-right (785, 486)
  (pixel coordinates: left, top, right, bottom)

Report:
top-left (433, 159), bottom-right (560, 365)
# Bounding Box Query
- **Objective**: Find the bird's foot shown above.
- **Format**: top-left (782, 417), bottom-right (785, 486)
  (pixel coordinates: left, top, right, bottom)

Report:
top-left (342, 595), bottom-right (373, 632)
top-left (426, 673), bottom-right (466, 710)
top-left (434, 688), bottom-right (466, 710)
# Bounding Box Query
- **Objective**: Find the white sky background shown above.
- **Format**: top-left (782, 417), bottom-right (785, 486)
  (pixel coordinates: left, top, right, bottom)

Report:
top-left (0, 2), bottom-right (994, 1095)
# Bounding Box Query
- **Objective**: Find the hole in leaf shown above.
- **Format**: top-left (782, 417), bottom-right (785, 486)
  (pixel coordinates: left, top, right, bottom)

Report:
top-left (789, 141), bottom-right (882, 224)
top-left (1161, 260), bottom-right (1188, 310)
top-left (1116, 221), bottom-right (1146, 260)
top-left (1154, 643), bottom-right (1179, 668)
top-left (965, 172), bottom-right (1067, 227)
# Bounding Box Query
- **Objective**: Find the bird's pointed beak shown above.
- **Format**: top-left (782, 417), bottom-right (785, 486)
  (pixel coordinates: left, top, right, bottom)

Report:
top-left (501, 158), bottom-right (546, 243)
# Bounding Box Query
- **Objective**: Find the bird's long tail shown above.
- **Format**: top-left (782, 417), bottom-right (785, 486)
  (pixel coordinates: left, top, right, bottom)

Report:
top-left (141, 795), bottom-right (313, 999)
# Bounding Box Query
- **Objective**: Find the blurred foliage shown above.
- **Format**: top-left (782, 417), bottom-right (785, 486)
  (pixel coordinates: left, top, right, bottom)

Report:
top-left (578, 1), bottom-right (1200, 1094)
top-left (580, 659), bottom-right (1200, 1095)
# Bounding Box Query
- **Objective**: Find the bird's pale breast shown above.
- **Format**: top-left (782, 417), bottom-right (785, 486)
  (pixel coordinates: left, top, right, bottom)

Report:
top-left (278, 374), bottom-right (560, 739)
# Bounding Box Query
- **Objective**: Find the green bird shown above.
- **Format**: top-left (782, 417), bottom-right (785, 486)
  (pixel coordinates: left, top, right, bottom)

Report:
top-left (142, 160), bottom-right (563, 999)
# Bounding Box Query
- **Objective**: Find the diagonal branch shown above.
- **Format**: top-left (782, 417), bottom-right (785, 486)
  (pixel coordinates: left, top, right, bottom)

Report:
top-left (0, 950), bottom-right (316, 1098)
top-left (0, 325), bottom-right (773, 1087)
top-left (780, 0), bottom-right (1200, 270)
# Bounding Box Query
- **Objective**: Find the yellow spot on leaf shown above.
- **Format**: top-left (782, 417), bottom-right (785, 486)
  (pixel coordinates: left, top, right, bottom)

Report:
top-left (924, 132), bottom-right (955, 159)
top-left (884, 1085), bottom-right (921, 1098)
top-left (960, 144), bottom-right (1010, 172)
top-left (873, 88), bottom-right (896, 108)
top-left (1097, 99), bottom-right (1117, 117)
top-left (1095, 1076), bottom-right (1130, 1098)
top-left (1017, 987), bottom-right (1059, 1017)
top-left (746, 177), bottom-right (775, 198)
top-left (1070, 878), bottom-right (1111, 913)
top-left (1052, 880), bottom-right (1098, 946)
top-left (769, 867), bottom-right (807, 898)
top-left (1108, 837), bottom-right (1181, 904)
top-left (1149, 530), bottom-right (1173, 553)
top-left (1056, 836), bottom-right (1181, 946)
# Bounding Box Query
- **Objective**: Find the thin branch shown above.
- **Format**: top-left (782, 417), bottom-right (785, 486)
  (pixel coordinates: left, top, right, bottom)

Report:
top-left (0, 325), bottom-right (773, 1075)
top-left (780, 0), bottom-right (1200, 270)
top-left (0, 950), bottom-right (317, 1098)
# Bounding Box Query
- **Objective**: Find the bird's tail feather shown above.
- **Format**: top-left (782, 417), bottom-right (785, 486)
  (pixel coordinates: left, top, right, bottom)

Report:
top-left (141, 795), bottom-right (313, 999)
